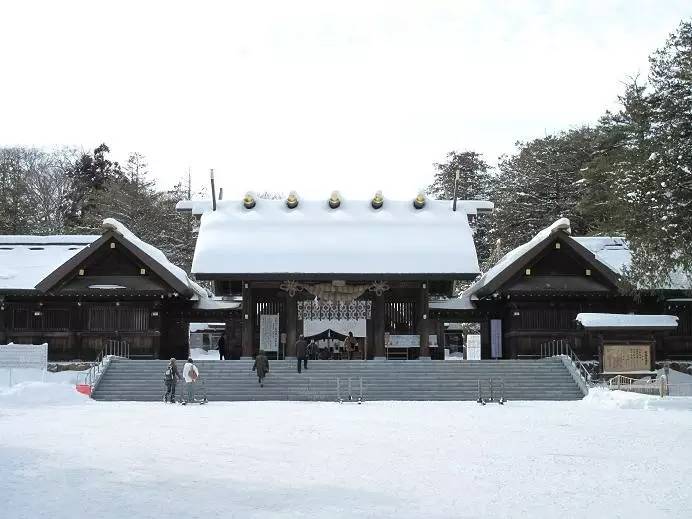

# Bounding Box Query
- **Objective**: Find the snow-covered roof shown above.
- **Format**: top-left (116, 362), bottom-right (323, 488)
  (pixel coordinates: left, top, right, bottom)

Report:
top-left (101, 219), bottom-right (209, 299)
top-left (1, 221), bottom-right (209, 301)
top-left (575, 313), bottom-right (679, 330)
top-left (573, 236), bottom-right (691, 290)
top-left (0, 236), bottom-right (98, 291)
top-left (192, 198), bottom-right (481, 278)
top-left (464, 218), bottom-right (692, 299)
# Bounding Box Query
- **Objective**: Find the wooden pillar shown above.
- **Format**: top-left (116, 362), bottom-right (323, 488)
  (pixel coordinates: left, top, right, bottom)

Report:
top-left (241, 282), bottom-right (254, 358)
top-left (418, 282), bottom-right (430, 358)
top-left (374, 294), bottom-right (385, 359)
top-left (0, 302), bottom-right (7, 344)
top-left (480, 319), bottom-right (491, 359)
top-left (69, 304), bottom-right (81, 359)
top-left (596, 333), bottom-right (604, 373)
top-left (286, 295), bottom-right (297, 358)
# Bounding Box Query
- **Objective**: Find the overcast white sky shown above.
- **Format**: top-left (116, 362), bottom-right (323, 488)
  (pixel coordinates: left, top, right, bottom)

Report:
top-left (1, 0), bottom-right (691, 199)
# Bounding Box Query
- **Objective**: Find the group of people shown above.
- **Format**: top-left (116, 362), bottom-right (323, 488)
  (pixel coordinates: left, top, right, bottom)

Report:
top-left (166, 332), bottom-right (361, 398)
top-left (163, 357), bottom-right (202, 404)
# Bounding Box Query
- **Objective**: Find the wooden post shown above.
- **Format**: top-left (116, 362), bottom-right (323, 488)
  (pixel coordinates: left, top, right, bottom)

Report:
top-left (418, 283), bottom-right (430, 358)
top-left (0, 302), bottom-right (6, 344)
top-left (374, 294), bottom-right (385, 359)
top-left (241, 282), bottom-right (254, 358)
top-left (69, 304), bottom-right (80, 359)
top-left (286, 295), bottom-right (297, 358)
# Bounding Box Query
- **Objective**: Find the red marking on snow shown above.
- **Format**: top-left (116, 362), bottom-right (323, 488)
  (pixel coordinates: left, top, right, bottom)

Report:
top-left (75, 384), bottom-right (92, 396)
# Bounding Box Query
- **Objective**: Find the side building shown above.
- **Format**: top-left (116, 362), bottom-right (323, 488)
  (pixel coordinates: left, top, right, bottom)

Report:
top-left (430, 218), bottom-right (692, 368)
top-left (0, 219), bottom-right (230, 360)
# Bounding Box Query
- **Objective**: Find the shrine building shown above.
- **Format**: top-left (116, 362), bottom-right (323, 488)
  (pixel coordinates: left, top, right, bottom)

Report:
top-left (178, 192), bottom-right (493, 360)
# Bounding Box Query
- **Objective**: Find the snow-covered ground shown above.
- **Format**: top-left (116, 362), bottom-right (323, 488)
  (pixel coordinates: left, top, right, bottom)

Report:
top-left (2, 374), bottom-right (692, 519)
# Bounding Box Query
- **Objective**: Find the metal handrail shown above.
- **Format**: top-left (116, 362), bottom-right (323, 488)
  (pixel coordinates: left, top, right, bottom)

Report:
top-left (540, 340), bottom-right (592, 386)
top-left (106, 340), bottom-right (129, 359)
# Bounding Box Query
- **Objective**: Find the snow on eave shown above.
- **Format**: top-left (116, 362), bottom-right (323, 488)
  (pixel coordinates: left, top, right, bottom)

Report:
top-left (429, 294), bottom-right (477, 311)
top-left (575, 313), bottom-right (679, 329)
top-left (101, 218), bottom-right (210, 300)
top-left (464, 218), bottom-right (571, 298)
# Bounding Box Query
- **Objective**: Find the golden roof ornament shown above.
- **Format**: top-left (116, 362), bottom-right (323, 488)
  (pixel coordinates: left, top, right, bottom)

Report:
top-left (243, 192), bottom-right (256, 209)
top-left (328, 190), bottom-right (341, 209)
top-left (371, 190), bottom-right (384, 209)
top-left (286, 191), bottom-right (299, 209)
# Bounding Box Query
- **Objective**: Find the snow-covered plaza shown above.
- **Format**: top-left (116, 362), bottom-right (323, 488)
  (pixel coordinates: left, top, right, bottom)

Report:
top-left (2, 374), bottom-right (691, 519)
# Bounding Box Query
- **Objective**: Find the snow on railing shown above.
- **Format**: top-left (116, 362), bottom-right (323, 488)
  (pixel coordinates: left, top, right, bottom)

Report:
top-left (607, 374), bottom-right (692, 397)
top-left (540, 339), bottom-right (591, 392)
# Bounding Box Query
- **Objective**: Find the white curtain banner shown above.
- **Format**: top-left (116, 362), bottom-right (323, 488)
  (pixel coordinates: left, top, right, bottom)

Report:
top-left (259, 315), bottom-right (280, 352)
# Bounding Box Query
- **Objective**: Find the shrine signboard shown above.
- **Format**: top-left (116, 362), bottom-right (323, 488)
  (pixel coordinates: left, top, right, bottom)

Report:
top-left (603, 343), bottom-right (652, 373)
top-left (259, 315), bottom-right (280, 352)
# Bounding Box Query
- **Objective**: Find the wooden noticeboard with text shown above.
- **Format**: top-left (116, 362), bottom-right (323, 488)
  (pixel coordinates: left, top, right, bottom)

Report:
top-left (603, 343), bottom-right (652, 373)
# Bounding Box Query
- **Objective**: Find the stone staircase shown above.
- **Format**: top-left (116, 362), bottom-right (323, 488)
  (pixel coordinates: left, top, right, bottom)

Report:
top-left (91, 358), bottom-right (585, 401)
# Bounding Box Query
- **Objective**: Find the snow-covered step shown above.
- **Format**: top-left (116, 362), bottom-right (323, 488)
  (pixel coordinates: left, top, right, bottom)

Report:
top-left (91, 358), bottom-right (584, 401)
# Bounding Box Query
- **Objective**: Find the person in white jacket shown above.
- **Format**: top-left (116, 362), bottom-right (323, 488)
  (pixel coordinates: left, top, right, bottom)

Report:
top-left (182, 358), bottom-right (199, 404)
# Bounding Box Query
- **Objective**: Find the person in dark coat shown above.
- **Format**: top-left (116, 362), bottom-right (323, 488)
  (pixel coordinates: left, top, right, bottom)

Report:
top-left (295, 334), bottom-right (308, 373)
top-left (344, 331), bottom-right (358, 360)
top-left (308, 340), bottom-right (318, 360)
top-left (217, 335), bottom-right (226, 360)
top-left (163, 358), bottom-right (182, 403)
top-left (252, 350), bottom-right (270, 387)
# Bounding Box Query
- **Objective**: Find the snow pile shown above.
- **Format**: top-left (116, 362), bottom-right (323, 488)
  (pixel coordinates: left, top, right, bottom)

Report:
top-left (0, 381), bottom-right (89, 408)
top-left (582, 387), bottom-right (692, 411)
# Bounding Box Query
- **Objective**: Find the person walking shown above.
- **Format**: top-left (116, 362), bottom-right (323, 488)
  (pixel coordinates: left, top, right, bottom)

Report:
top-left (182, 357), bottom-right (199, 404)
top-left (296, 334), bottom-right (308, 373)
top-left (163, 358), bottom-right (181, 403)
top-left (252, 349), bottom-right (270, 387)
top-left (344, 331), bottom-right (358, 360)
top-left (308, 339), bottom-right (318, 361)
top-left (217, 335), bottom-right (226, 360)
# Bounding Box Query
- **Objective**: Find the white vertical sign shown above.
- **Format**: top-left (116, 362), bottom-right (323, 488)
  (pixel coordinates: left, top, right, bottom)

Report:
top-left (260, 315), bottom-right (280, 352)
top-left (466, 334), bottom-right (481, 360)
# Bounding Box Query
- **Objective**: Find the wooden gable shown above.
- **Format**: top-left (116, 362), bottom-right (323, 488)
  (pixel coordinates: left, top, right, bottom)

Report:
top-left (482, 232), bottom-right (620, 296)
top-left (36, 232), bottom-right (192, 296)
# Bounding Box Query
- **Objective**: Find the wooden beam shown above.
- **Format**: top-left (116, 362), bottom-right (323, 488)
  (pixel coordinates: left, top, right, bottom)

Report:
top-left (241, 283), bottom-right (254, 358)
top-left (286, 295), bottom-right (297, 357)
top-left (418, 283), bottom-right (430, 358)
top-left (374, 294), bottom-right (385, 358)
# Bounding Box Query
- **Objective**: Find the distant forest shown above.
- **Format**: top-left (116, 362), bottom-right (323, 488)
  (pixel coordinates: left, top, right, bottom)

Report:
top-left (427, 20), bottom-right (692, 288)
top-left (1, 20), bottom-right (690, 288)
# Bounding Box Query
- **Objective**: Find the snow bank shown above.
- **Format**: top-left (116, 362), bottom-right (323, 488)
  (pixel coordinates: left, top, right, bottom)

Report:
top-left (0, 381), bottom-right (89, 408)
top-left (582, 387), bottom-right (692, 411)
